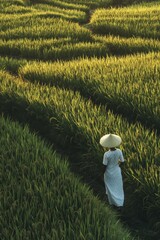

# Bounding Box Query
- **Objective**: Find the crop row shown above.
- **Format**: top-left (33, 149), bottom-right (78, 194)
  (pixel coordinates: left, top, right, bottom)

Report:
top-left (1, 35), bottom-right (160, 61)
top-left (0, 53), bottom-right (159, 133)
top-left (0, 56), bottom-right (28, 74)
top-left (29, 0), bottom-right (160, 8)
top-left (1, 115), bottom-right (133, 240)
top-left (0, 70), bottom-right (159, 230)
top-left (94, 35), bottom-right (160, 55)
top-left (0, 4), bottom-right (36, 14)
top-left (18, 52), bottom-right (160, 133)
top-left (0, 38), bottom-right (107, 60)
top-left (0, 5), bottom-right (86, 23)
top-left (31, 0), bottom-right (89, 11)
top-left (32, 4), bottom-right (88, 22)
top-left (0, 16), bottom-right (91, 41)
top-left (0, 0), bottom-right (25, 7)
top-left (30, 0), bottom-right (111, 8)
top-left (110, 0), bottom-right (160, 7)
top-left (0, 2), bottom-right (88, 25)
top-left (89, 3), bottom-right (160, 39)
top-left (0, 13), bottom-right (45, 31)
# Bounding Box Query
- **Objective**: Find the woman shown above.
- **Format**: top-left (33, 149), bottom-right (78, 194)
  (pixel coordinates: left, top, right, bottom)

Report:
top-left (100, 133), bottom-right (125, 208)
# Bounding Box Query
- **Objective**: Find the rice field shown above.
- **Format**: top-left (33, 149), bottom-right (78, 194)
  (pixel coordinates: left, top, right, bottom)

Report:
top-left (0, 17), bottom-right (91, 40)
top-left (0, 36), bottom-right (160, 61)
top-left (0, 0), bottom-right (160, 239)
top-left (18, 52), bottom-right (160, 132)
top-left (1, 115), bottom-right (133, 240)
top-left (89, 3), bottom-right (160, 39)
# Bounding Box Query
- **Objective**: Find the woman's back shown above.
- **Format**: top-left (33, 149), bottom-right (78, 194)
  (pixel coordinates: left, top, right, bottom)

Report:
top-left (103, 148), bottom-right (124, 170)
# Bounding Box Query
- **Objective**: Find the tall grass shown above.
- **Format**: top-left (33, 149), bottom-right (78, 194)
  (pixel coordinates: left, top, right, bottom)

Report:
top-left (0, 38), bottom-right (108, 60)
top-left (0, 5), bottom-right (35, 13)
top-left (0, 0), bottom-right (26, 7)
top-left (0, 70), bottom-right (159, 231)
top-left (30, 0), bottom-right (89, 11)
top-left (19, 52), bottom-right (160, 133)
top-left (89, 3), bottom-right (160, 39)
top-left (32, 4), bottom-right (87, 23)
top-left (0, 16), bottom-right (92, 41)
top-left (94, 35), bottom-right (160, 55)
top-left (29, 0), bottom-right (112, 8)
top-left (1, 36), bottom-right (160, 61)
top-left (0, 115), bottom-right (133, 240)
top-left (113, 0), bottom-right (160, 6)
top-left (0, 56), bottom-right (27, 74)
top-left (1, 0), bottom-right (160, 236)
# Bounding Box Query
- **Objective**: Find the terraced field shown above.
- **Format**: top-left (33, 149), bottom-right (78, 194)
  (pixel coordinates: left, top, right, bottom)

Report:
top-left (89, 2), bottom-right (160, 39)
top-left (1, 0), bottom-right (160, 239)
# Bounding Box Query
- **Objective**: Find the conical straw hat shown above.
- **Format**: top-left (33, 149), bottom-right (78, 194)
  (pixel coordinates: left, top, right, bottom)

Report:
top-left (100, 133), bottom-right (122, 148)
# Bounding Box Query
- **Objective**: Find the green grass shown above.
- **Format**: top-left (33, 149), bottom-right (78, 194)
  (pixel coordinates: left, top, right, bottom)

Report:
top-left (1, 0), bottom-right (160, 237)
top-left (109, 0), bottom-right (159, 7)
top-left (94, 35), bottom-right (160, 55)
top-left (0, 115), bottom-right (133, 240)
top-left (29, 0), bottom-right (112, 8)
top-left (0, 56), bottom-right (27, 74)
top-left (0, 70), bottom-right (159, 231)
top-left (31, 0), bottom-right (89, 11)
top-left (0, 38), bottom-right (108, 60)
top-left (32, 4), bottom-right (88, 22)
top-left (0, 0), bottom-right (26, 7)
top-left (19, 52), bottom-right (160, 133)
top-left (89, 3), bottom-right (160, 39)
top-left (1, 35), bottom-right (160, 61)
top-left (0, 5), bottom-right (35, 13)
top-left (0, 16), bottom-right (91, 41)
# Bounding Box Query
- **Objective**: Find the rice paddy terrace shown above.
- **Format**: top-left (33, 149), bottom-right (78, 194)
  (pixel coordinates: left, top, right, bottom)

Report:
top-left (1, 0), bottom-right (160, 239)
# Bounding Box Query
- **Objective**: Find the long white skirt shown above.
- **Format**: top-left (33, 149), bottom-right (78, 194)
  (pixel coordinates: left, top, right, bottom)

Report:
top-left (104, 166), bottom-right (124, 207)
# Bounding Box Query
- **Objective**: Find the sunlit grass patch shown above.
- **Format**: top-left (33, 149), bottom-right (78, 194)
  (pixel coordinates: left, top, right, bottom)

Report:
top-left (33, 0), bottom-right (89, 11)
top-left (89, 3), bottom-right (160, 39)
top-left (1, 35), bottom-right (160, 61)
top-left (0, 17), bottom-right (92, 41)
top-left (0, 5), bottom-right (36, 13)
top-left (63, 0), bottom-right (113, 8)
top-left (32, 4), bottom-right (87, 22)
top-left (19, 52), bottom-right (160, 132)
top-left (0, 0), bottom-right (25, 7)
top-left (0, 38), bottom-right (109, 60)
top-left (30, 0), bottom-right (112, 8)
top-left (93, 34), bottom-right (160, 55)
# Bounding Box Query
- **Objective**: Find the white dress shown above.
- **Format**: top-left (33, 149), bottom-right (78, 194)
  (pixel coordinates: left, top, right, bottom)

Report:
top-left (103, 148), bottom-right (125, 207)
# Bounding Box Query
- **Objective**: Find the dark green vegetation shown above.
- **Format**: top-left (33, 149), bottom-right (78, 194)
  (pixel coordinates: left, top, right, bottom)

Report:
top-left (1, 115), bottom-right (133, 240)
top-left (0, 0), bottom-right (160, 239)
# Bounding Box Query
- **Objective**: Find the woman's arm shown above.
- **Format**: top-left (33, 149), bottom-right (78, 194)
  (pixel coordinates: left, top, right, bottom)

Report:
top-left (119, 150), bottom-right (125, 162)
top-left (103, 164), bottom-right (107, 174)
